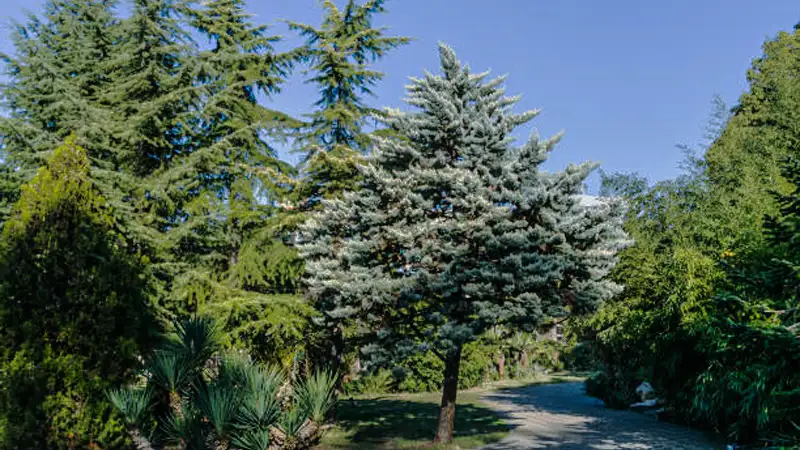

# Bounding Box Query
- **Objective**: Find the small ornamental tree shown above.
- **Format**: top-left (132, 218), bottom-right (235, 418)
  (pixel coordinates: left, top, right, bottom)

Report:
top-left (299, 44), bottom-right (630, 443)
top-left (0, 135), bottom-right (155, 448)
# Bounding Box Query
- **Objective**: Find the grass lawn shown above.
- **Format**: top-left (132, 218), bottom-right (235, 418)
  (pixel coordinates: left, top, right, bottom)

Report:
top-left (315, 373), bottom-right (586, 450)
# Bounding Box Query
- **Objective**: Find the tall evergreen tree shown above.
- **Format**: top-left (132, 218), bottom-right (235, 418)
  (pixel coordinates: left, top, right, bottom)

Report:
top-left (288, 0), bottom-right (409, 207)
top-left (0, 0), bottom-right (121, 222)
top-left (0, 0), bottom-right (314, 360)
top-left (163, 0), bottom-right (314, 365)
top-left (299, 45), bottom-right (629, 443)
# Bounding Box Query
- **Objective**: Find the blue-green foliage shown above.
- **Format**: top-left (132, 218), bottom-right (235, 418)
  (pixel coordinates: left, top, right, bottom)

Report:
top-left (299, 46), bottom-right (630, 422)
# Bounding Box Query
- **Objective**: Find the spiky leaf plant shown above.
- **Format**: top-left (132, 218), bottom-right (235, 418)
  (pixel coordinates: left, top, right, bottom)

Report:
top-left (295, 370), bottom-right (337, 424)
top-left (110, 318), bottom-right (337, 449)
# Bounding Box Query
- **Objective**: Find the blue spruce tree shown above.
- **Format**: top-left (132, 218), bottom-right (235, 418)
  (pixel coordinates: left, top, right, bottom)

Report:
top-left (299, 44), bottom-right (630, 443)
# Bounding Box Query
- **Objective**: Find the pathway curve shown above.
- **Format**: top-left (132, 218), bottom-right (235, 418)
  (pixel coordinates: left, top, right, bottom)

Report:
top-left (478, 382), bottom-right (722, 450)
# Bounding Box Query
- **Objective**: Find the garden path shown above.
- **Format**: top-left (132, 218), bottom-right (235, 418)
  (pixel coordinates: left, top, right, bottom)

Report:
top-left (478, 382), bottom-right (722, 450)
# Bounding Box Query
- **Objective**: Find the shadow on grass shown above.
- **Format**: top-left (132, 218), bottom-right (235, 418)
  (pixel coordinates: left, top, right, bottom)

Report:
top-left (326, 397), bottom-right (512, 448)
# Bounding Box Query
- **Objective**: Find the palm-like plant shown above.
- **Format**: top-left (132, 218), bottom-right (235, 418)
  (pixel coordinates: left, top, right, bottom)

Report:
top-left (109, 318), bottom-right (337, 450)
top-left (507, 332), bottom-right (537, 373)
top-left (296, 370), bottom-right (336, 424)
top-left (108, 387), bottom-right (156, 450)
top-left (483, 326), bottom-right (510, 380)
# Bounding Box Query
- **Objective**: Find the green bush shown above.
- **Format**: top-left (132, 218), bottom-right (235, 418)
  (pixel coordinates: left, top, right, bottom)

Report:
top-left (584, 371), bottom-right (636, 410)
top-left (393, 342), bottom-right (494, 393)
top-left (343, 369), bottom-right (394, 395)
top-left (0, 138), bottom-right (155, 449)
top-left (396, 351), bottom-right (444, 393)
top-left (458, 343), bottom-right (494, 389)
top-left (688, 307), bottom-right (800, 444)
top-left (563, 341), bottom-right (601, 371)
top-left (530, 340), bottom-right (566, 372)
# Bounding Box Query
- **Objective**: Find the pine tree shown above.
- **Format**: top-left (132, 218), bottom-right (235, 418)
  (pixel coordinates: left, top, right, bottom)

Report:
top-left (287, 0), bottom-right (409, 207)
top-left (181, 0), bottom-right (300, 282)
top-left (0, 0), bottom-right (315, 357)
top-left (1, 0), bottom-right (203, 287)
top-left (0, 135), bottom-right (155, 449)
top-left (299, 45), bottom-right (630, 443)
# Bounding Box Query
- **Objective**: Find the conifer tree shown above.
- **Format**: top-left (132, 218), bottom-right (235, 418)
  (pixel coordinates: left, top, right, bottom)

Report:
top-left (0, 0), bottom-right (314, 357)
top-left (180, 0), bottom-right (299, 278)
top-left (288, 0), bottom-right (409, 207)
top-left (285, 0), bottom-right (408, 378)
top-left (0, 135), bottom-right (154, 449)
top-left (0, 0), bottom-right (121, 222)
top-left (158, 0), bottom-right (315, 365)
top-left (299, 45), bottom-right (630, 443)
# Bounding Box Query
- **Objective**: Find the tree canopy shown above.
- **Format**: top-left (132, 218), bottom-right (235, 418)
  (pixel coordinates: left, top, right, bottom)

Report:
top-left (288, 0), bottom-right (409, 206)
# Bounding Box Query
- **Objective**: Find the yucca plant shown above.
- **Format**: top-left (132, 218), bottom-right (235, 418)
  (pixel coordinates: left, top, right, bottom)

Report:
top-left (109, 318), bottom-right (337, 450)
top-left (108, 387), bottom-right (156, 450)
top-left (296, 370), bottom-right (337, 427)
top-left (508, 332), bottom-right (537, 371)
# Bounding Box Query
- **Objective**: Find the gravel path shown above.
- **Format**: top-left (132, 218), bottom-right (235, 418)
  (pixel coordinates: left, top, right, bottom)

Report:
top-left (478, 382), bottom-right (723, 450)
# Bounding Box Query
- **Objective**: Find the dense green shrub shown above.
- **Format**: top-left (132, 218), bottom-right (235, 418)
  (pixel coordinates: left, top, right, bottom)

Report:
top-left (459, 343), bottom-right (495, 389)
top-left (343, 369), bottom-right (394, 395)
top-left (584, 371), bottom-right (637, 410)
top-left (393, 343), bottom-right (495, 393)
top-left (396, 351), bottom-right (445, 393)
top-left (0, 137), bottom-right (155, 449)
top-left (688, 298), bottom-right (800, 443)
top-left (563, 342), bottom-right (601, 372)
top-left (530, 340), bottom-right (566, 372)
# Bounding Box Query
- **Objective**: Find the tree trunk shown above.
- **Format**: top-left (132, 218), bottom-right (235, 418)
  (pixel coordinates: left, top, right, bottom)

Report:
top-left (497, 352), bottom-right (505, 380)
top-left (127, 427), bottom-right (155, 450)
top-left (434, 346), bottom-right (462, 444)
top-left (169, 390), bottom-right (183, 418)
top-left (331, 325), bottom-right (346, 391)
top-left (520, 351), bottom-right (529, 369)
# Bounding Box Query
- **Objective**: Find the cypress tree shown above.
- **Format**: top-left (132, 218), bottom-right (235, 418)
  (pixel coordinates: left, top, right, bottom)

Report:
top-left (0, 135), bottom-right (154, 449)
top-left (288, 0), bottom-right (409, 207)
top-left (299, 45), bottom-right (630, 443)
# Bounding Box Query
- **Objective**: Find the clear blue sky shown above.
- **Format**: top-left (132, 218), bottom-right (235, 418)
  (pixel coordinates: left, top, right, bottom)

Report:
top-left (2, 0), bottom-right (798, 192)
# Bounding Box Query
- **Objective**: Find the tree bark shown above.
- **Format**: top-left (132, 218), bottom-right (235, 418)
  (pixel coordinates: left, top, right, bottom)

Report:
top-left (127, 427), bottom-right (155, 450)
top-left (330, 324), bottom-right (346, 390)
top-left (434, 346), bottom-right (462, 444)
top-left (497, 352), bottom-right (505, 380)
